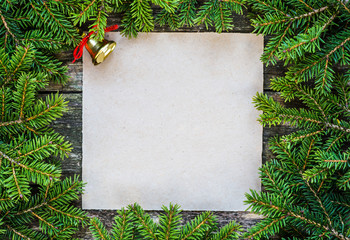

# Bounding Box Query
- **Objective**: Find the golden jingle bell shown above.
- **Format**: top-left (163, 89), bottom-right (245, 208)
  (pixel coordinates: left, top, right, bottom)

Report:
top-left (85, 38), bottom-right (116, 65)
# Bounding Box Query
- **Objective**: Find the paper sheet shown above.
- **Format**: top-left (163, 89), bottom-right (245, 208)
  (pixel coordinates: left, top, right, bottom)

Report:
top-left (83, 33), bottom-right (263, 210)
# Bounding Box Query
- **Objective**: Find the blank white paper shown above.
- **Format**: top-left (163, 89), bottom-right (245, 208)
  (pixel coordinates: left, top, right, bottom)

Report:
top-left (83, 33), bottom-right (263, 210)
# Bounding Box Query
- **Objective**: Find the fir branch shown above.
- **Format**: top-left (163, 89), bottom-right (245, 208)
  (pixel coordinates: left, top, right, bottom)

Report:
top-left (282, 13), bottom-right (337, 60)
top-left (11, 165), bottom-right (23, 199)
top-left (47, 178), bottom-right (83, 204)
top-left (180, 212), bottom-right (214, 240)
top-left (77, 0), bottom-right (97, 20)
top-left (296, 0), bottom-right (313, 11)
top-left (265, 22), bottom-right (291, 64)
top-left (29, 2), bottom-right (46, 22)
top-left (250, 0), bottom-right (288, 17)
top-left (289, 128), bottom-right (324, 142)
top-left (324, 159), bottom-right (348, 163)
top-left (303, 139), bottom-right (315, 170)
top-left (0, 150), bottom-right (58, 181)
top-left (19, 75), bottom-right (29, 119)
top-left (31, 211), bottom-right (57, 231)
top-left (326, 132), bottom-right (345, 151)
top-left (11, 46), bottom-right (29, 76)
top-left (15, 202), bottom-right (48, 215)
top-left (129, 203), bottom-right (158, 239)
top-left (6, 225), bottom-right (30, 240)
top-left (42, 1), bottom-right (79, 43)
top-left (272, 139), bottom-right (299, 169)
top-left (90, 217), bottom-right (110, 240)
top-left (244, 215), bottom-right (286, 239)
top-left (337, 0), bottom-right (350, 13)
top-left (47, 205), bottom-right (86, 222)
top-left (304, 177), bottom-right (346, 239)
top-left (0, 8), bottom-right (19, 43)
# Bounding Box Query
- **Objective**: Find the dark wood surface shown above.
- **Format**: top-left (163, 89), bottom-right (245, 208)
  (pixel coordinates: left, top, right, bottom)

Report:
top-left (46, 13), bottom-right (293, 239)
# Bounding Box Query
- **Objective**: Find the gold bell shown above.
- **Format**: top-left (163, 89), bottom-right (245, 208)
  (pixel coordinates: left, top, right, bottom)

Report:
top-left (85, 38), bottom-right (116, 65)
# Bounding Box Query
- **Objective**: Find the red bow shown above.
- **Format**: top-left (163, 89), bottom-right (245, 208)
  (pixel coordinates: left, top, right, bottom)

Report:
top-left (72, 24), bottom-right (119, 63)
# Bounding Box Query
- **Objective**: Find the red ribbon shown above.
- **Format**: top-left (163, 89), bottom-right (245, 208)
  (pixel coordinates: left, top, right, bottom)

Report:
top-left (72, 24), bottom-right (119, 63)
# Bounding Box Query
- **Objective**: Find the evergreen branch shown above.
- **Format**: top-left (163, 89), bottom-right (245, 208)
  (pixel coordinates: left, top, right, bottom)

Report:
top-left (297, 86), bottom-right (326, 118)
top-left (157, 204), bottom-right (181, 240)
top-left (111, 208), bottom-right (134, 240)
top-left (289, 6), bottom-right (329, 21)
top-left (322, 57), bottom-right (330, 89)
top-left (296, 0), bottom-right (313, 11)
top-left (0, 150), bottom-right (58, 181)
top-left (324, 159), bottom-right (348, 163)
top-left (25, 125), bottom-right (39, 134)
top-left (304, 167), bottom-right (329, 179)
top-left (44, 181), bottom-right (50, 199)
top-left (0, 9), bottom-right (19, 43)
top-left (283, 13), bottom-right (337, 60)
top-left (296, 34), bottom-right (350, 80)
top-left (19, 75), bottom-right (29, 119)
top-left (26, 101), bottom-right (60, 122)
top-left (47, 205), bottom-right (86, 221)
top-left (12, 46), bottom-right (29, 76)
top-left (31, 211), bottom-right (56, 230)
top-left (273, 139), bottom-right (299, 169)
top-left (250, 0), bottom-right (288, 17)
top-left (262, 167), bottom-right (284, 198)
top-left (304, 180), bottom-right (334, 234)
top-left (325, 121), bottom-right (350, 133)
top-left (289, 128), bottom-right (324, 141)
top-left (30, 2), bottom-right (46, 21)
top-left (288, 212), bottom-right (327, 231)
top-left (266, 22), bottom-right (291, 63)
top-left (180, 212), bottom-right (213, 240)
top-left (279, 114), bottom-right (323, 125)
top-left (129, 203), bottom-right (158, 239)
top-left (42, 1), bottom-right (78, 43)
top-left (303, 139), bottom-right (314, 170)
top-left (77, 0), bottom-right (97, 19)
top-left (326, 132), bottom-right (345, 151)
top-left (47, 180), bottom-right (81, 203)
top-left (244, 215), bottom-right (286, 239)
top-left (219, 2), bottom-right (225, 31)
top-left (6, 225), bottom-right (30, 240)
top-left (1, 88), bottom-right (5, 121)
top-left (210, 220), bottom-right (241, 240)
top-left (0, 100), bottom-right (61, 128)
top-left (51, 225), bottom-right (74, 239)
top-left (90, 217), bottom-right (109, 240)
top-left (11, 166), bottom-right (23, 199)
top-left (337, 0), bottom-right (350, 13)
top-left (178, 0), bottom-right (197, 27)
top-left (256, 6), bottom-right (329, 28)
top-left (17, 141), bottom-right (51, 159)
top-left (0, 52), bottom-right (8, 75)
top-left (15, 202), bottom-right (47, 215)
top-left (221, 0), bottom-right (245, 5)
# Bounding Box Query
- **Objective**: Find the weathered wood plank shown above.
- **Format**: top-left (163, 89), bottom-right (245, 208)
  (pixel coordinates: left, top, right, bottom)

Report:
top-left (52, 93), bottom-right (82, 177)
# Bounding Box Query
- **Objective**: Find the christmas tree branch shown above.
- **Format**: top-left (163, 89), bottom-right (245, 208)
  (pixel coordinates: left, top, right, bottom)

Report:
top-left (76, 0), bottom-right (97, 20)
top-left (6, 225), bottom-right (30, 239)
top-left (42, 1), bottom-right (78, 43)
top-left (12, 46), bottom-right (29, 76)
top-left (11, 165), bottom-right (23, 199)
top-left (0, 9), bottom-right (19, 43)
top-left (251, 0), bottom-right (288, 17)
top-left (336, 0), bottom-right (350, 13)
top-left (244, 215), bottom-right (286, 239)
